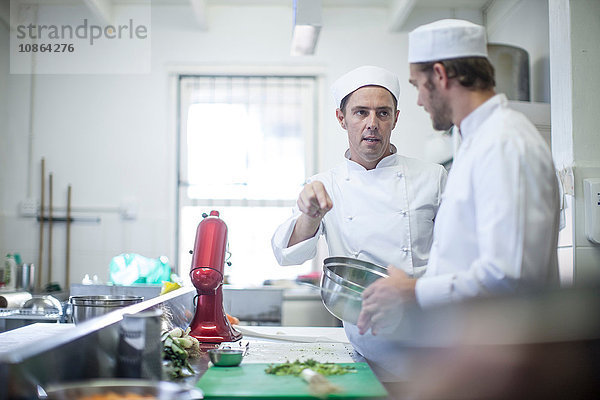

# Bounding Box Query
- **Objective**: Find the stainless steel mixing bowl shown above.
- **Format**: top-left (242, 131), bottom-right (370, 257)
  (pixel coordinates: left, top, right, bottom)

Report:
top-left (38, 378), bottom-right (203, 399)
top-left (22, 295), bottom-right (63, 315)
top-left (208, 348), bottom-right (245, 367)
top-left (69, 295), bottom-right (143, 324)
top-left (320, 257), bottom-right (389, 324)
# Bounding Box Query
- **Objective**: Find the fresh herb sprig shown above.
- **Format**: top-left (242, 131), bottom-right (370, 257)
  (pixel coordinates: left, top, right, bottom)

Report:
top-left (265, 359), bottom-right (356, 376)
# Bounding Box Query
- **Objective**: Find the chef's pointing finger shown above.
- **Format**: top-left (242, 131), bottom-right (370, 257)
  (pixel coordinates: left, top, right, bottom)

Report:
top-left (317, 192), bottom-right (333, 211)
top-left (311, 181), bottom-right (332, 211)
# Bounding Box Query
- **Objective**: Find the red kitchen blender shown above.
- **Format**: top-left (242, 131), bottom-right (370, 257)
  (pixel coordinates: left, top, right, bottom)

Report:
top-left (188, 210), bottom-right (242, 346)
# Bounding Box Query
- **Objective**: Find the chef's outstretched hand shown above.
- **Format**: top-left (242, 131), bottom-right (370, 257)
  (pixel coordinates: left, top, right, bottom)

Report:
top-left (287, 181), bottom-right (333, 247)
top-left (297, 181), bottom-right (333, 219)
top-left (357, 267), bottom-right (416, 336)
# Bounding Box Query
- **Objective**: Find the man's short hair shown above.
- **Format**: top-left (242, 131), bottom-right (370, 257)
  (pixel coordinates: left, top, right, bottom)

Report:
top-left (339, 87), bottom-right (398, 114)
top-left (415, 57), bottom-right (495, 91)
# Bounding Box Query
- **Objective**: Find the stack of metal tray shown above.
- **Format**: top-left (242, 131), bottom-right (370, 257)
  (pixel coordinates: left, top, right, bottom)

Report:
top-left (0, 307), bottom-right (61, 320)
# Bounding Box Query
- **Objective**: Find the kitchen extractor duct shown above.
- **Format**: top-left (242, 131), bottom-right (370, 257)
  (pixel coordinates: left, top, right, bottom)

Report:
top-left (488, 43), bottom-right (530, 101)
top-left (291, 0), bottom-right (322, 56)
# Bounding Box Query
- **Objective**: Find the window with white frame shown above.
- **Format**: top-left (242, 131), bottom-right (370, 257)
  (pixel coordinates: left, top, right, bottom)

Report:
top-left (177, 75), bottom-right (318, 286)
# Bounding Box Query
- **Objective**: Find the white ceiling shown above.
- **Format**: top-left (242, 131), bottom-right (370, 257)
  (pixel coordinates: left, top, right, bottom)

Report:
top-left (0, 0), bottom-right (494, 32)
top-left (126, 0), bottom-right (493, 31)
top-left (0, 0), bottom-right (492, 8)
top-left (148, 0), bottom-right (391, 6)
top-left (117, 0), bottom-right (491, 9)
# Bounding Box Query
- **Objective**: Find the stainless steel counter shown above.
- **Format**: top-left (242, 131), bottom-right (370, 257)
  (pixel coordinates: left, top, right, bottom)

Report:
top-left (227, 326), bottom-right (354, 364)
top-left (8, 284), bottom-right (598, 400)
top-left (0, 323), bottom-right (73, 355)
top-left (0, 286), bottom-right (354, 399)
top-left (0, 287), bottom-right (197, 399)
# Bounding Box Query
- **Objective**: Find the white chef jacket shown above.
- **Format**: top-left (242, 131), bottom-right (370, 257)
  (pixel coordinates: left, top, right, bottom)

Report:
top-left (416, 94), bottom-right (560, 308)
top-left (272, 149), bottom-right (447, 275)
top-left (271, 147), bottom-right (447, 381)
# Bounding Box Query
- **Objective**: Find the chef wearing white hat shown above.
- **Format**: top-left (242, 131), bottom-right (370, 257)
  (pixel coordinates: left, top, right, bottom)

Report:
top-left (358, 19), bottom-right (560, 334)
top-left (272, 65), bottom-right (447, 380)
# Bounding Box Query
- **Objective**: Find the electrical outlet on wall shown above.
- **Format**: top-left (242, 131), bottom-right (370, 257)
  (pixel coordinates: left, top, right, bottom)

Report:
top-left (19, 198), bottom-right (39, 217)
top-left (583, 178), bottom-right (600, 244)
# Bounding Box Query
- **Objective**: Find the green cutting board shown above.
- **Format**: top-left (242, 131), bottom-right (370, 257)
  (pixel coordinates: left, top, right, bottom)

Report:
top-left (196, 363), bottom-right (388, 399)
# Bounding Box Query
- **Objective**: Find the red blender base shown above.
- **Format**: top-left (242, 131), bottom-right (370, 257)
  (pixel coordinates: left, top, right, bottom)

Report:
top-left (189, 322), bottom-right (242, 350)
top-left (188, 315), bottom-right (242, 346)
top-left (188, 283), bottom-right (242, 347)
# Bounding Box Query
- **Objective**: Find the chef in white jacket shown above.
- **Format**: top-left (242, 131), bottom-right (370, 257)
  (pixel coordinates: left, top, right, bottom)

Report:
top-left (358, 20), bottom-right (560, 335)
top-left (272, 65), bottom-right (447, 380)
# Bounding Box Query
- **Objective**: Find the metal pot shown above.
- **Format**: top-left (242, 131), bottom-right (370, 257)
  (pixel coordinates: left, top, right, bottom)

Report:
top-left (487, 43), bottom-right (530, 101)
top-left (38, 378), bottom-right (203, 399)
top-left (320, 257), bottom-right (388, 324)
top-left (69, 295), bottom-right (143, 324)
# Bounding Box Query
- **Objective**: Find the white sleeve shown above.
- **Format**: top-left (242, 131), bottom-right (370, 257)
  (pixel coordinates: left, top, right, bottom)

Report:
top-left (416, 137), bottom-right (557, 308)
top-left (271, 211), bottom-right (323, 266)
top-left (437, 165), bottom-right (448, 209)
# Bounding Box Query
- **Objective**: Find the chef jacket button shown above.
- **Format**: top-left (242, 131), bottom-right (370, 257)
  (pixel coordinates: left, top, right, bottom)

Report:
top-left (400, 210), bottom-right (408, 216)
top-left (353, 251), bottom-right (359, 257)
top-left (346, 216), bottom-right (353, 221)
top-left (396, 172), bottom-right (403, 178)
top-left (345, 177), bottom-right (350, 181)
top-left (402, 247), bottom-right (410, 254)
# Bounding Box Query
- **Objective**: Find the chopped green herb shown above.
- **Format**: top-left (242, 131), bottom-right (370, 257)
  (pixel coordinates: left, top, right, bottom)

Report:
top-left (265, 359), bottom-right (356, 376)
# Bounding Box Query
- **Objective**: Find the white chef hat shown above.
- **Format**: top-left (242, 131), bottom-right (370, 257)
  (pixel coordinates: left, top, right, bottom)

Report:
top-left (408, 19), bottom-right (488, 63)
top-left (331, 65), bottom-right (400, 108)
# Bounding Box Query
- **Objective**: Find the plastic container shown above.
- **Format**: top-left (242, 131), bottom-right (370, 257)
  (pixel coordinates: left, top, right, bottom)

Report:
top-left (4, 254), bottom-right (17, 290)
